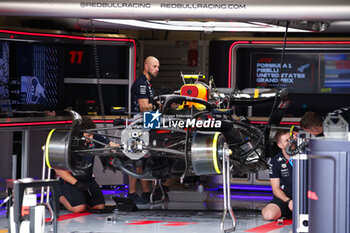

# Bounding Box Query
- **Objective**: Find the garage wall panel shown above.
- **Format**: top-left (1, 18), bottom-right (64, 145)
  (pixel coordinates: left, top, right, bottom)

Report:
top-left (0, 131), bottom-right (13, 198)
top-left (141, 40), bottom-right (209, 94)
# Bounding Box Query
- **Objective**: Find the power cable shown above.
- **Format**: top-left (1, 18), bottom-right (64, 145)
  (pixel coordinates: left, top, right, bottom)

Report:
top-left (237, 21), bottom-right (289, 163)
top-left (90, 20), bottom-right (107, 130)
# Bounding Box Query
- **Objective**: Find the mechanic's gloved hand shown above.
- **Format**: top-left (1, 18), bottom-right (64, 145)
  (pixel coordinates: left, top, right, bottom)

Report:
top-left (73, 181), bottom-right (89, 192)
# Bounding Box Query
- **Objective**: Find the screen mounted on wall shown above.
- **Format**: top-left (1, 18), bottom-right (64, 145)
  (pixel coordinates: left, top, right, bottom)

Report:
top-left (250, 53), bottom-right (319, 93)
top-left (320, 53), bottom-right (350, 94)
top-left (0, 42), bottom-right (9, 100)
top-left (19, 76), bottom-right (47, 106)
top-left (64, 44), bottom-right (129, 79)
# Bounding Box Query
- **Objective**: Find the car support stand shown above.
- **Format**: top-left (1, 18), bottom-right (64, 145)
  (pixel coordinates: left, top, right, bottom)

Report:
top-left (220, 145), bottom-right (236, 232)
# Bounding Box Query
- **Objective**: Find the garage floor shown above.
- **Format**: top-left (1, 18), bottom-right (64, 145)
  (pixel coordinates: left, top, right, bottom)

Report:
top-left (0, 186), bottom-right (293, 233)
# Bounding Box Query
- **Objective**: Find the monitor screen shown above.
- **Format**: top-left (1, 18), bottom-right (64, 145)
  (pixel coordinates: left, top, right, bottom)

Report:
top-left (64, 44), bottom-right (129, 79)
top-left (250, 53), bottom-right (319, 93)
top-left (19, 76), bottom-right (47, 106)
top-left (0, 41), bottom-right (9, 100)
top-left (320, 53), bottom-right (350, 93)
top-left (13, 43), bottom-right (61, 110)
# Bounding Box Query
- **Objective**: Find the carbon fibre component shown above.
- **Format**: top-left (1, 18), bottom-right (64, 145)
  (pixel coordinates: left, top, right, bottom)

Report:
top-left (44, 83), bottom-right (286, 179)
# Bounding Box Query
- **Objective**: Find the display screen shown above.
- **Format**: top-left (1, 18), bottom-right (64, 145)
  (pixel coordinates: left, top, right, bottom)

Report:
top-left (64, 44), bottom-right (129, 79)
top-left (13, 43), bottom-right (60, 109)
top-left (250, 53), bottom-right (319, 93)
top-left (19, 76), bottom-right (47, 105)
top-left (65, 45), bottom-right (90, 77)
top-left (234, 45), bottom-right (350, 117)
top-left (0, 42), bottom-right (9, 100)
top-left (320, 53), bottom-right (350, 93)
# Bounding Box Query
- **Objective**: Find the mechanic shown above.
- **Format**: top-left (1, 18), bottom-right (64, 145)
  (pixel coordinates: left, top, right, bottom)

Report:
top-left (128, 56), bottom-right (160, 204)
top-left (299, 111), bottom-right (324, 136)
top-left (300, 107), bottom-right (350, 136)
top-left (262, 130), bottom-right (293, 220)
top-left (55, 116), bottom-right (118, 213)
top-left (131, 56), bottom-right (159, 113)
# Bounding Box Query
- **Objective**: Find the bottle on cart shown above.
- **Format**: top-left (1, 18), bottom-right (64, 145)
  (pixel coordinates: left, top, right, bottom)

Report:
top-left (197, 183), bottom-right (204, 193)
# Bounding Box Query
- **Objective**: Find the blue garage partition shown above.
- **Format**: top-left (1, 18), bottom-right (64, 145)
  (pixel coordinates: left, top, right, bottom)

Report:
top-left (307, 139), bottom-right (350, 233)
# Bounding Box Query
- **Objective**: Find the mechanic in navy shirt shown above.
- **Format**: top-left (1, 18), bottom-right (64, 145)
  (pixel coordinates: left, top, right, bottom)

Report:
top-left (262, 130), bottom-right (293, 220)
top-left (131, 56), bottom-right (159, 113)
top-left (128, 56), bottom-right (160, 203)
top-left (55, 116), bottom-right (118, 213)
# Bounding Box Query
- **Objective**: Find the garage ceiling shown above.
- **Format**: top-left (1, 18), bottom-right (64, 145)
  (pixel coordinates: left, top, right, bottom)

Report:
top-left (0, 0), bottom-right (350, 36)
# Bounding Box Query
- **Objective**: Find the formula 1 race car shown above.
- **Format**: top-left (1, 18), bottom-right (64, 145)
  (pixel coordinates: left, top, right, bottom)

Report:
top-left (45, 75), bottom-right (289, 180)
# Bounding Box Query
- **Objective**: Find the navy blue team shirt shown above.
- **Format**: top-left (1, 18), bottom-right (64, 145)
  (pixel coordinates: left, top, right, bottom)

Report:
top-left (131, 74), bottom-right (155, 112)
top-left (73, 134), bottom-right (109, 181)
top-left (269, 152), bottom-right (293, 198)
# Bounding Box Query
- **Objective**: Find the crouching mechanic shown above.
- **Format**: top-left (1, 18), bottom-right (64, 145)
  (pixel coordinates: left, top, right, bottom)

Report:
top-left (54, 116), bottom-right (118, 213)
top-left (262, 130), bottom-right (293, 220)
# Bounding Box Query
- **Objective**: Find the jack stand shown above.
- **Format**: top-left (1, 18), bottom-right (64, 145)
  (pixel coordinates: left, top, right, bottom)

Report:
top-left (220, 145), bottom-right (236, 232)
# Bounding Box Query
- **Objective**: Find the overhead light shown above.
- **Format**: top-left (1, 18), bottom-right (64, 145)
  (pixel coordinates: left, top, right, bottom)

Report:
top-left (95, 19), bottom-right (311, 32)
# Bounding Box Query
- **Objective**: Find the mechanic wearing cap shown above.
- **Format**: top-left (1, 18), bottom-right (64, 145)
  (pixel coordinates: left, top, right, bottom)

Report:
top-left (262, 130), bottom-right (293, 220)
top-left (55, 116), bottom-right (117, 213)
